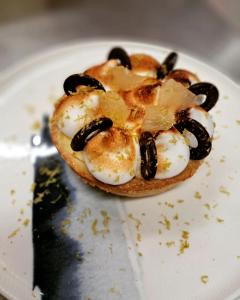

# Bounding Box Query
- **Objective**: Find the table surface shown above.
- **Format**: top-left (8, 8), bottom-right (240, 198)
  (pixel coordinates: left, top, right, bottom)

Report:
top-left (0, 1), bottom-right (239, 299)
top-left (0, 0), bottom-right (240, 82)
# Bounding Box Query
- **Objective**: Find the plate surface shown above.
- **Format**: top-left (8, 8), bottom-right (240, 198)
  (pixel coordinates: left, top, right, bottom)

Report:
top-left (0, 40), bottom-right (240, 300)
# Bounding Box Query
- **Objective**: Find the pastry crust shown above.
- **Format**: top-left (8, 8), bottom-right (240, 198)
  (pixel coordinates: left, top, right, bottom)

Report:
top-left (51, 111), bottom-right (201, 197)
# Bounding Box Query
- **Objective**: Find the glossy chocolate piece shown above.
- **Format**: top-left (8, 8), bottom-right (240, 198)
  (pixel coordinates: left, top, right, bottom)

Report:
top-left (189, 82), bottom-right (219, 111)
top-left (108, 47), bottom-right (132, 69)
top-left (157, 52), bottom-right (178, 79)
top-left (64, 74), bottom-right (105, 95)
top-left (71, 117), bottom-right (113, 151)
top-left (175, 118), bottom-right (212, 160)
top-left (139, 132), bottom-right (157, 180)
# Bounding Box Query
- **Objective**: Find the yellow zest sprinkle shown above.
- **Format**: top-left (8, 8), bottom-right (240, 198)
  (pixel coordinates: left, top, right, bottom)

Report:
top-left (78, 208), bottom-right (91, 224)
top-left (203, 203), bottom-right (211, 210)
top-left (31, 183), bottom-right (36, 192)
top-left (61, 219), bottom-right (71, 234)
top-left (216, 217), bottom-right (224, 223)
top-left (91, 210), bottom-right (111, 237)
top-left (219, 156), bottom-right (226, 163)
top-left (166, 241), bottom-right (175, 248)
top-left (10, 189), bottom-right (16, 196)
top-left (194, 191), bottom-right (202, 200)
top-left (164, 202), bottom-right (174, 208)
top-left (178, 230), bottom-right (190, 255)
top-left (173, 213), bottom-right (179, 220)
top-left (204, 214), bottom-right (209, 220)
top-left (91, 219), bottom-right (99, 235)
top-left (236, 256), bottom-right (240, 259)
top-left (177, 199), bottom-right (184, 204)
top-left (182, 230), bottom-right (189, 239)
top-left (219, 185), bottom-right (230, 196)
top-left (137, 233), bottom-right (142, 242)
top-left (236, 120), bottom-right (240, 125)
top-left (128, 213), bottom-right (142, 231)
top-left (22, 219), bottom-right (30, 227)
top-left (101, 210), bottom-right (110, 228)
top-left (20, 208), bottom-right (24, 215)
top-left (159, 216), bottom-right (171, 230)
top-left (39, 165), bottom-right (61, 177)
top-left (138, 252), bottom-right (143, 257)
top-left (67, 203), bottom-right (76, 216)
top-left (34, 192), bottom-right (45, 204)
top-left (201, 275), bottom-right (208, 284)
top-left (31, 121), bottom-right (41, 131)
top-left (161, 159), bottom-right (172, 171)
top-left (158, 229), bottom-right (162, 235)
top-left (128, 213), bottom-right (142, 243)
top-left (114, 175), bottom-right (120, 183)
top-left (8, 228), bottom-right (20, 239)
top-left (169, 136), bottom-right (177, 145)
top-left (39, 166), bottom-right (61, 189)
top-left (179, 239), bottom-right (189, 255)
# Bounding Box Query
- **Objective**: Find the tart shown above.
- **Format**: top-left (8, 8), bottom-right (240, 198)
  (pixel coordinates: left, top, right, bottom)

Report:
top-left (51, 47), bottom-right (219, 197)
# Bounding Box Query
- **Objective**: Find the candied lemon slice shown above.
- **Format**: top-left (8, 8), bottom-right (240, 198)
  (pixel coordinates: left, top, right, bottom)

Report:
top-left (143, 105), bottom-right (175, 131)
top-left (99, 91), bottom-right (130, 127)
top-left (142, 79), bottom-right (196, 131)
top-left (158, 79), bottom-right (196, 109)
top-left (110, 66), bottom-right (146, 90)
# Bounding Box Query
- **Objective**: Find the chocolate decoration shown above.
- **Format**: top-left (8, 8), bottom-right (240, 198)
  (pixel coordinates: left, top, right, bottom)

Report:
top-left (108, 47), bottom-right (132, 69)
top-left (71, 117), bottom-right (113, 151)
top-left (157, 52), bottom-right (178, 79)
top-left (189, 82), bottom-right (219, 111)
top-left (175, 118), bottom-right (212, 160)
top-left (64, 74), bottom-right (105, 95)
top-left (139, 132), bottom-right (157, 180)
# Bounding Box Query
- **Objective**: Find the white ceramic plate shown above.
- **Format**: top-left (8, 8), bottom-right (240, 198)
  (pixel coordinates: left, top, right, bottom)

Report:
top-left (0, 40), bottom-right (240, 300)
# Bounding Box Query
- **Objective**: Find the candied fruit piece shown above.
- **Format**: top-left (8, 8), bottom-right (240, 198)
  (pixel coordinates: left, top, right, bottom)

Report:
top-left (142, 79), bottom-right (196, 131)
top-left (99, 91), bottom-right (130, 127)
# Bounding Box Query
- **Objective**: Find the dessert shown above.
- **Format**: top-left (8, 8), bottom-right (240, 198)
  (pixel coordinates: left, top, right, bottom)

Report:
top-left (51, 47), bottom-right (219, 197)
